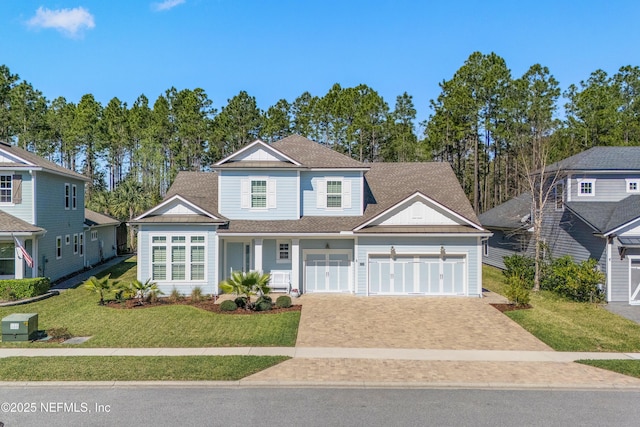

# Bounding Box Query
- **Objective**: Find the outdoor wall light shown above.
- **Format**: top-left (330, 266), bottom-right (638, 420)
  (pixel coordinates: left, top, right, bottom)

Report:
top-left (390, 246), bottom-right (396, 258)
top-left (325, 243), bottom-right (330, 250)
top-left (440, 246), bottom-right (446, 258)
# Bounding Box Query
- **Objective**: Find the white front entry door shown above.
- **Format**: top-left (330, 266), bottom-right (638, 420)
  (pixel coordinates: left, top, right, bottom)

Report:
top-left (368, 254), bottom-right (466, 295)
top-left (304, 250), bottom-right (351, 292)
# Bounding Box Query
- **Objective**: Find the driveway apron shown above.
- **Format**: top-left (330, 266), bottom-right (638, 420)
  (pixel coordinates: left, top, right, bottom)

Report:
top-left (293, 294), bottom-right (551, 351)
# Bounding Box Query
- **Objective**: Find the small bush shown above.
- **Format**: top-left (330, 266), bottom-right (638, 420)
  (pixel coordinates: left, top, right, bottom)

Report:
top-left (0, 277), bottom-right (50, 300)
top-left (503, 255), bottom-right (535, 288)
top-left (168, 287), bottom-right (184, 303)
top-left (220, 300), bottom-right (238, 311)
top-left (275, 295), bottom-right (292, 308)
top-left (504, 275), bottom-right (531, 307)
top-left (542, 255), bottom-right (605, 302)
top-left (191, 286), bottom-right (204, 303)
top-left (47, 327), bottom-right (72, 340)
top-left (254, 299), bottom-right (272, 312)
top-left (234, 296), bottom-right (248, 309)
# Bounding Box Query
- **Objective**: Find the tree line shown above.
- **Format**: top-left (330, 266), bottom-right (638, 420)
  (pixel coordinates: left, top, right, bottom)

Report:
top-left (2, 52), bottom-right (640, 221)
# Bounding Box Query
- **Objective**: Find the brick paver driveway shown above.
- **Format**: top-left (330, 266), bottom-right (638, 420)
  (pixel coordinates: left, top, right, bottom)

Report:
top-left (294, 294), bottom-right (550, 351)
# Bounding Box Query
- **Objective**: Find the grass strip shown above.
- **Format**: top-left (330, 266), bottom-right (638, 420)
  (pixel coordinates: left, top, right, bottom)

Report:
top-left (483, 265), bottom-right (640, 352)
top-left (0, 356), bottom-right (289, 381)
top-left (576, 360), bottom-right (640, 379)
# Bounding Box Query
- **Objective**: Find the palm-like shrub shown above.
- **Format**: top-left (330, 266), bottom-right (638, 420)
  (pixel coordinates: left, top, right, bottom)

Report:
top-left (128, 278), bottom-right (163, 303)
top-left (84, 274), bottom-right (118, 305)
top-left (219, 271), bottom-right (271, 310)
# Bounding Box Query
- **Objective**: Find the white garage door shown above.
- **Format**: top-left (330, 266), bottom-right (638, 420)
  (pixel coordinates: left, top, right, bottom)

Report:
top-left (368, 254), bottom-right (465, 295)
top-left (304, 251), bottom-right (351, 292)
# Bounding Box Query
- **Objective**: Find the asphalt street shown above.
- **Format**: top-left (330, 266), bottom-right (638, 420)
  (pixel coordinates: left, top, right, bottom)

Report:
top-left (1, 387), bottom-right (639, 427)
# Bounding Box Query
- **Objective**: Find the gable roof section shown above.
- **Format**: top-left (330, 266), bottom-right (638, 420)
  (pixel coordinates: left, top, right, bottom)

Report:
top-left (546, 147), bottom-right (640, 173)
top-left (0, 211), bottom-right (44, 234)
top-left (0, 141), bottom-right (89, 181)
top-left (566, 195), bottom-right (640, 235)
top-left (84, 209), bottom-right (120, 228)
top-left (478, 192), bottom-right (532, 230)
top-left (215, 139), bottom-right (302, 168)
top-left (271, 135), bottom-right (368, 169)
top-left (358, 162), bottom-right (481, 229)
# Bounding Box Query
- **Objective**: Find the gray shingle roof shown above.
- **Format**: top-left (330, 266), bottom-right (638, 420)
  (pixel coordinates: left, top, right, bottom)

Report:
top-left (478, 193), bottom-right (532, 229)
top-left (565, 195), bottom-right (640, 234)
top-left (0, 141), bottom-right (89, 181)
top-left (84, 209), bottom-right (120, 227)
top-left (0, 211), bottom-right (44, 233)
top-left (271, 135), bottom-right (367, 169)
top-left (138, 136), bottom-right (483, 233)
top-left (546, 147), bottom-right (640, 173)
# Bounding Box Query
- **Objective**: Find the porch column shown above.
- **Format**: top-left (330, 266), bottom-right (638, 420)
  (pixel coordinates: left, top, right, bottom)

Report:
top-left (14, 237), bottom-right (24, 279)
top-left (291, 239), bottom-right (300, 291)
top-left (254, 238), bottom-right (263, 272)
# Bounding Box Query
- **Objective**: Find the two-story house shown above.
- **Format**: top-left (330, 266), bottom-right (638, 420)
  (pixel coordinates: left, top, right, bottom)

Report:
top-left (132, 135), bottom-right (490, 297)
top-left (0, 141), bottom-right (119, 282)
top-left (480, 147), bottom-right (640, 304)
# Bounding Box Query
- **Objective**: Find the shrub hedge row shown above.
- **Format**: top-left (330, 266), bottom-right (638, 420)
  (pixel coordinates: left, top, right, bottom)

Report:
top-left (0, 277), bottom-right (51, 300)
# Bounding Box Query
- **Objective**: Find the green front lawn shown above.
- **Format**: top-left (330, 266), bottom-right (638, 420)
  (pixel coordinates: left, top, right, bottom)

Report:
top-left (0, 258), bottom-right (300, 347)
top-left (0, 356), bottom-right (289, 381)
top-left (483, 265), bottom-right (640, 352)
top-left (576, 360), bottom-right (640, 379)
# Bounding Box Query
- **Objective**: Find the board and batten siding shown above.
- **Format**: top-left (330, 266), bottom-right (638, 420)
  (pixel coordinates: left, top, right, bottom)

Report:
top-left (218, 170), bottom-right (298, 220)
top-left (300, 171), bottom-right (362, 216)
top-left (137, 224), bottom-right (219, 295)
top-left (356, 236), bottom-right (481, 297)
top-left (0, 171), bottom-right (33, 223)
top-left (569, 174), bottom-right (640, 202)
top-left (35, 172), bottom-right (86, 281)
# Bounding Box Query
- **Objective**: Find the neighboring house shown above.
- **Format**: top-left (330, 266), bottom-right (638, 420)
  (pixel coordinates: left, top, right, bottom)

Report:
top-left (480, 147), bottom-right (640, 304)
top-left (84, 209), bottom-right (120, 267)
top-left (0, 141), bottom-right (88, 281)
top-left (131, 135), bottom-right (490, 297)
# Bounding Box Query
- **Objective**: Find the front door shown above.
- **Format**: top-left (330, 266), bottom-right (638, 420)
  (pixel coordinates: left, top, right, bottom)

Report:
top-left (630, 259), bottom-right (640, 305)
top-left (226, 241), bottom-right (251, 277)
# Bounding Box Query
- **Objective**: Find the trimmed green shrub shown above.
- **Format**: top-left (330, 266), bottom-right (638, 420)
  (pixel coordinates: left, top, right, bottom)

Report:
top-left (254, 295), bottom-right (273, 312)
top-left (504, 275), bottom-right (531, 307)
top-left (542, 255), bottom-right (605, 302)
top-left (275, 295), bottom-right (292, 308)
top-left (234, 296), bottom-right (248, 309)
top-left (0, 277), bottom-right (50, 300)
top-left (220, 300), bottom-right (238, 311)
top-left (502, 254), bottom-right (535, 289)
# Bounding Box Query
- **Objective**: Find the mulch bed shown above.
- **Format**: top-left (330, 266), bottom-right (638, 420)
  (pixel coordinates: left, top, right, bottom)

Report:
top-left (490, 303), bottom-right (533, 313)
top-left (104, 297), bottom-right (302, 315)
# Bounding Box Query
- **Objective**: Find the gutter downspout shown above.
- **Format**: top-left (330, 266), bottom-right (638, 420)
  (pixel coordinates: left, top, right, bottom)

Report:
top-left (607, 236), bottom-right (612, 302)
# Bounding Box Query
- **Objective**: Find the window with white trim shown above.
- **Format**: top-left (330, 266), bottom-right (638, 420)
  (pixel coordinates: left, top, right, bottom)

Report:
top-left (0, 175), bottom-right (12, 203)
top-left (251, 180), bottom-right (267, 208)
top-left (73, 234), bottom-right (78, 254)
top-left (64, 183), bottom-right (70, 209)
top-left (91, 230), bottom-right (98, 241)
top-left (56, 236), bottom-right (62, 259)
top-left (276, 240), bottom-right (290, 263)
top-left (326, 180), bottom-right (342, 208)
top-left (65, 235), bottom-right (70, 245)
top-left (72, 184), bottom-right (77, 209)
top-left (578, 179), bottom-right (595, 197)
top-left (482, 240), bottom-right (489, 257)
top-left (0, 242), bottom-right (15, 275)
top-left (79, 233), bottom-right (84, 257)
top-left (150, 234), bottom-right (206, 281)
top-left (627, 179), bottom-right (640, 193)
top-left (554, 181), bottom-right (564, 211)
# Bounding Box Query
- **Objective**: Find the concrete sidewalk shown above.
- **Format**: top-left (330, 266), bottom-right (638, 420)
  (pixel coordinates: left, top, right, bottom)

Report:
top-left (51, 255), bottom-right (133, 291)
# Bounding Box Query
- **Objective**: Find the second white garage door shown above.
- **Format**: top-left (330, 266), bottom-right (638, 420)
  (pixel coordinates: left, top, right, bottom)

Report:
top-left (368, 254), bottom-right (466, 295)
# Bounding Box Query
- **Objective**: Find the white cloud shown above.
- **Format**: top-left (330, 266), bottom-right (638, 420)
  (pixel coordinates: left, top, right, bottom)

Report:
top-left (27, 6), bottom-right (95, 38)
top-left (152, 0), bottom-right (186, 12)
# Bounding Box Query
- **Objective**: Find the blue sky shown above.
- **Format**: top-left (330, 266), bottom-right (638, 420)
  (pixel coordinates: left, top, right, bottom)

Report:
top-left (2, 0), bottom-right (640, 127)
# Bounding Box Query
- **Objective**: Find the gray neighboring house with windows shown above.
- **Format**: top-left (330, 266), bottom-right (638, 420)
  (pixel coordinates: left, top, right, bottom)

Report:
top-left (0, 141), bottom-right (89, 281)
top-left (131, 135), bottom-right (490, 297)
top-left (480, 146), bottom-right (640, 304)
top-left (84, 209), bottom-right (120, 267)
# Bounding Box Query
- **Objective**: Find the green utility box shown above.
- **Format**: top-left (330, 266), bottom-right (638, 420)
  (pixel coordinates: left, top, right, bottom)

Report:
top-left (2, 313), bottom-right (38, 342)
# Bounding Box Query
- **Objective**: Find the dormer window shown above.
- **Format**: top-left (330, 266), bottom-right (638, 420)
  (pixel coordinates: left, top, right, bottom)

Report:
top-left (577, 178), bottom-right (595, 197)
top-left (627, 179), bottom-right (640, 193)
